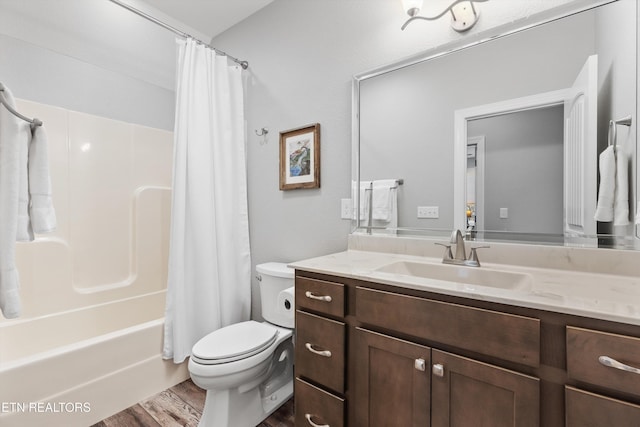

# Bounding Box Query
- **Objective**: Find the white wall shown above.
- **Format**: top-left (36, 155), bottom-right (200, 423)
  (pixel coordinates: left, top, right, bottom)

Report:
top-left (211, 0), bottom-right (580, 318)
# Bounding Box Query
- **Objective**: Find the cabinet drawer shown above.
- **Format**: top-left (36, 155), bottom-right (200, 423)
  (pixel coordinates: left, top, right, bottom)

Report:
top-left (296, 276), bottom-right (345, 318)
top-left (567, 326), bottom-right (640, 397)
top-left (566, 386), bottom-right (640, 427)
top-left (356, 287), bottom-right (540, 367)
top-left (295, 378), bottom-right (344, 427)
top-left (296, 310), bottom-right (345, 393)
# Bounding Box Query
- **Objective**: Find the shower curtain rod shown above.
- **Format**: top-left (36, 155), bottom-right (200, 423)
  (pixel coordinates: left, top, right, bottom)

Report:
top-left (107, 0), bottom-right (249, 70)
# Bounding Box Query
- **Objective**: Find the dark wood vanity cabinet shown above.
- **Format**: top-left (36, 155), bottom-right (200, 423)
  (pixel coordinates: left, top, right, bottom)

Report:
top-left (294, 270), bottom-right (640, 427)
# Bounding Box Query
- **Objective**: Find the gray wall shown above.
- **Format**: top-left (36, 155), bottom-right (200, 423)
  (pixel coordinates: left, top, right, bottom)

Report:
top-left (468, 106), bottom-right (564, 234)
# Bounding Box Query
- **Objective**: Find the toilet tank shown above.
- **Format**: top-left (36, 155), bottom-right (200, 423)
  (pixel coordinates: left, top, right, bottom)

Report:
top-left (256, 262), bottom-right (295, 329)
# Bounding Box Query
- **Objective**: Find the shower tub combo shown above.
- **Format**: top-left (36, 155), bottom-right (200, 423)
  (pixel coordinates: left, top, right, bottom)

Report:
top-left (0, 100), bottom-right (187, 427)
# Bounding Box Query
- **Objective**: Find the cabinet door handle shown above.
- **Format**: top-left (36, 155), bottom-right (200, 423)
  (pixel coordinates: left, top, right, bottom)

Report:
top-left (305, 291), bottom-right (332, 302)
top-left (305, 342), bottom-right (332, 358)
top-left (432, 363), bottom-right (445, 377)
top-left (305, 413), bottom-right (329, 427)
top-left (415, 358), bottom-right (426, 371)
top-left (599, 356), bottom-right (640, 375)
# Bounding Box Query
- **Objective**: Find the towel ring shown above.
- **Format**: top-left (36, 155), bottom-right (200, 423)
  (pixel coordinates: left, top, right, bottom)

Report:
top-left (608, 115), bottom-right (632, 148)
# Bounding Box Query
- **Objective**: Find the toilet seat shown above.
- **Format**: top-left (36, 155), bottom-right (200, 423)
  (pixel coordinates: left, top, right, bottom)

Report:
top-left (191, 321), bottom-right (278, 365)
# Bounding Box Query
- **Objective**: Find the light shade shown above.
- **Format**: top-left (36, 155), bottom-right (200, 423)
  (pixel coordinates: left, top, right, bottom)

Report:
top-left (402, 0), bottom-right (423, 16)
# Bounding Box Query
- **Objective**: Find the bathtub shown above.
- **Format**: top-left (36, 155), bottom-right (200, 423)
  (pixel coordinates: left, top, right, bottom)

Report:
top-left (0, 292), bottom-right (189, 427)
top-left (0, 100), bottom-right (187, 426)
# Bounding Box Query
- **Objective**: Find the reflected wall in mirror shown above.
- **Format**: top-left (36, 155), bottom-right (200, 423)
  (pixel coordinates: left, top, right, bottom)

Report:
top-left (355, 0), bottom-right (638, 248)
top-left (465, 105), bottom-right (564, 236)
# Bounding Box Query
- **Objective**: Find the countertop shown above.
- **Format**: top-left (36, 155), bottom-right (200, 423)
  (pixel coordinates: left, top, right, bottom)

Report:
top-left (290, 249), bottom-right (640, 326)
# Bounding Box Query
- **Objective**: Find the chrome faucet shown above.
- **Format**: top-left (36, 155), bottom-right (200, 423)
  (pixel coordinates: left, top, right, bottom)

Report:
top-left (436, 229), bottom-right (488, 267)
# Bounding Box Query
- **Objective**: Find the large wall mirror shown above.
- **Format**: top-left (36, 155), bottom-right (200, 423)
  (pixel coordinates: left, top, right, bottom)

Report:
top-left (354, 0), bottom-right (639, 249)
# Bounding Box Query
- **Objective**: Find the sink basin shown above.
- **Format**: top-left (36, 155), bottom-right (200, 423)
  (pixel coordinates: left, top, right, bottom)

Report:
top-left (374, 261), bottom-right (532, 291)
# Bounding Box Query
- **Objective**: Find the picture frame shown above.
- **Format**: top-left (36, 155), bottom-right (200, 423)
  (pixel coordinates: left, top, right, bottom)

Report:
top-left (279, 123), bottom-right (321, 190)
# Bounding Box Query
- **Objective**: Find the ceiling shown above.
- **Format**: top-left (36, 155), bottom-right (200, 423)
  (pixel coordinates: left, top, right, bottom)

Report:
top-left (136, 0), bottom-right (274, 41)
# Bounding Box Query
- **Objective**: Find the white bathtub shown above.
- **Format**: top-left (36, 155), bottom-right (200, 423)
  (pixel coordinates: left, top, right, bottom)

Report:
top-left (0, 292), bottom-right (189, 427)
top-left (0, 100), bottom-right (186, 426)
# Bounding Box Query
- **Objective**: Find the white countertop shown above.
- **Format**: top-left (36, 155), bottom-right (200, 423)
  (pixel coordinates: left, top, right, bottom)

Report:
top-left (290, 250), bottom-right (640, 326)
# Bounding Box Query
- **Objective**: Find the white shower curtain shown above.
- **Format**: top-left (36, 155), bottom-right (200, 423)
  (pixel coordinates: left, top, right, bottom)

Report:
top-left (163, 38), bottom-right (251, 363)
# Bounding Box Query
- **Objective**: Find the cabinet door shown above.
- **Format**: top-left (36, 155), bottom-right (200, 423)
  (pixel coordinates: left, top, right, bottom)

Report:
top-left (355, 328), bottom-right (431, 427)
top-left (431, 349), bottom-right (539, 427)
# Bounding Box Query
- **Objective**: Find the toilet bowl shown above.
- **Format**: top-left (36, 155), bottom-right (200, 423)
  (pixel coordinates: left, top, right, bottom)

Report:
top-left (188, 262), bottom-right (295, 427)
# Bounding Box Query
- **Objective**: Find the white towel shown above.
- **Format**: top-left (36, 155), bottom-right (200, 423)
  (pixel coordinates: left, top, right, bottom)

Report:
top-left (28, 125), bottom-right (57, 234)
top-left (371, 179), bottom-right (397, 222)
top-left (594, 146), bottom-right (615, 222)
top-left (594, 146), bottom-right (629, 225)
top-left (0, 86), bottom-right (26, 318)
top-left (614, 148), bottom-right (629, 226)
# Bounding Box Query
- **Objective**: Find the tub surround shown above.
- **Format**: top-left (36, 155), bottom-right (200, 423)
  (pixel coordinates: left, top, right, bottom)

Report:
top-left (290, 234), bottom-right (640, 326)
top-left (0, 99), bottom-right (180, 427)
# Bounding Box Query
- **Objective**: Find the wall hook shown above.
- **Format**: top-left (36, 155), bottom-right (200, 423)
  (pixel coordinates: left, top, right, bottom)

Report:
top-left (255, 127), bottom-right (269, 145)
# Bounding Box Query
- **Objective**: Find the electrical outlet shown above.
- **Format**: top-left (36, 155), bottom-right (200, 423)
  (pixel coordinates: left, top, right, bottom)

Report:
top-left (500, 207), bottom-right (509, 219)
top-left (341, 198), bottom-right (352, 219)
top-left (417, 206), bottom-right (439, 219)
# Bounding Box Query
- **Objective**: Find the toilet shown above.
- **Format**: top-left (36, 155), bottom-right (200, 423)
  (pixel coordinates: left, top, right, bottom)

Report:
top-left (188, 262), bottom-right (295, 427)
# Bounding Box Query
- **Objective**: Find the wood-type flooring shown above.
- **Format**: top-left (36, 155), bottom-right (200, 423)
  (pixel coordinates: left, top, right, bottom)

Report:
top-left (92, 379), bottom-right (294, 427)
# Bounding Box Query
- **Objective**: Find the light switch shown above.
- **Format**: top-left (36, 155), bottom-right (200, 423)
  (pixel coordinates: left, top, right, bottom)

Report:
top-left (500, 208), bottom-right (508, 219)
top-left (417, 206), bottom-right (439, 219)
top-left (341, 199), bottom-right (352, 219)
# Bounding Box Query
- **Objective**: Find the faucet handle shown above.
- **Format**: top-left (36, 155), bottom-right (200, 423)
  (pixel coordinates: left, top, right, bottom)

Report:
top-left (435, 243), bottom-right (453, 260)
top-left (468, 245), bottom-right (490, 265)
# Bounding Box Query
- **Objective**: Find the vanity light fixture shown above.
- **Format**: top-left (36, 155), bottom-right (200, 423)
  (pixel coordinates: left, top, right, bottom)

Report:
top-left (401, 0), bottom-right (488, 32)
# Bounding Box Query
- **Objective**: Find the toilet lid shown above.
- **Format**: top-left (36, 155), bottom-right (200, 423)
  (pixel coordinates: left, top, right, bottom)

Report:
top-left (191, 321), bottom-right (278, 364)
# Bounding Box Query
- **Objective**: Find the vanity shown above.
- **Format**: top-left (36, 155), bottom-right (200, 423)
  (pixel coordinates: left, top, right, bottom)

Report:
top-left (291, 235), bottom-right (640, 426)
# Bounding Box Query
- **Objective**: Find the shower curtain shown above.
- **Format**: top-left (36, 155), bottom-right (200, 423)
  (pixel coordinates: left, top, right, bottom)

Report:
top-left (163, 38), bottom-right (251, 363)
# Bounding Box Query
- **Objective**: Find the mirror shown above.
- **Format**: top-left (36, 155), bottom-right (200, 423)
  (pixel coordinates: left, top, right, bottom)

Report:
top-left (355, 0), bottom-right (638, 248)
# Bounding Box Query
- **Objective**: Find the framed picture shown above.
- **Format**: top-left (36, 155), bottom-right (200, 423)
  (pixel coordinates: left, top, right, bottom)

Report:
top-left (279, 123), bottom-right (321, 190)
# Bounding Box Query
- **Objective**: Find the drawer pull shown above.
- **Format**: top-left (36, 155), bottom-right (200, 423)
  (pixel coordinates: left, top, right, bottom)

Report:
top-left (432, 363), bottom-right (445, 377)
top-left (305, 342), bottom-right (332, 358)
top-left (305, 413), bottom-right (329, 427)
top-left (599, 356), bottom-right (640, 375)
top-left (305, 291), bottom-right (332, 302)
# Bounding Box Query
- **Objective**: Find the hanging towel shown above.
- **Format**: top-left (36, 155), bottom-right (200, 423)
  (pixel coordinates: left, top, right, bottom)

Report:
top-left (594, 146), bottom-right (630, 225)
top-left (594, 146), bottom-right (616, 222)
top-left (371, 179), bottom-right (397, 222)
top-left (614, 148), bottom-right (629, 226)
top-left (0, 86), bottom-right (26, 318)
top-left (28, 125), bottom-right (57, 234)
